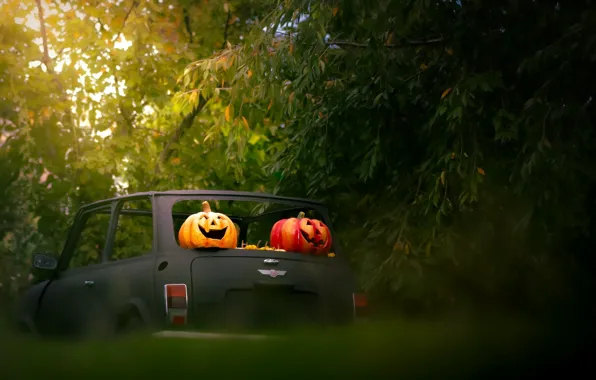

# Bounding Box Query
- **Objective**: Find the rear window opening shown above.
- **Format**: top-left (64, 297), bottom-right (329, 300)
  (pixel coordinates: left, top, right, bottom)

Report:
top-left (171, 199), bottom-right (335, 256)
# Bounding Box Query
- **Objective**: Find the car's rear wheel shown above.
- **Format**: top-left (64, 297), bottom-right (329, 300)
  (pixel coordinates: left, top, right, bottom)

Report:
top-left (116, 310), bottom-right (147, 336)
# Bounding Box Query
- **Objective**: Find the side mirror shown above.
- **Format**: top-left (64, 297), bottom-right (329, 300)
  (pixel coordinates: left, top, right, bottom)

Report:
top-left (32, 253), bottom-right (58, 271)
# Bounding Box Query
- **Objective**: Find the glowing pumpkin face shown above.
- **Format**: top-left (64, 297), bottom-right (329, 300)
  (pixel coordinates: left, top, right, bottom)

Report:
top-left (270, 212), bottom-right (332, 255)
top-left (178, 201), bottom-right (237, 249)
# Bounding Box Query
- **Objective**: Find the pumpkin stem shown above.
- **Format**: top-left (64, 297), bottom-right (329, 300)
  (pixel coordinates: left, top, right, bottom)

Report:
top-left (297, 211), bottom-right (305, 219)
top-left (202, 201), bottom-right (211, 213)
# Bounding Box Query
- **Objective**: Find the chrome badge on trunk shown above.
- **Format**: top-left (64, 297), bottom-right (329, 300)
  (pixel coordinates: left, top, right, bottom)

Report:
top-left (258, 269), bottom-right (287, 278)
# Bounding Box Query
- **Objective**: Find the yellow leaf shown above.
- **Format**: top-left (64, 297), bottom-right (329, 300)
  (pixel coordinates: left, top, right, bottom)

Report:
top-left (225, 104), bottom-right (232, 122)
top-left (171, 157), bottom-right (181, 165)
top-left (267, 99), bottom-right (273, 111)
top-left (386, 32), bottom-right (394, 45)
top-left (404, 243), bottom-right (410, 255)
top-left (420, 63), bottom-right (428, 71)
top-left (440, 170), bottom-right (445, 185)
top-left (451, 152), bottom-right (455, 159)
top-left (216, 55), bottom-right (228, 69)
top-left (3, 232), bottom-right (14, 244)
top-left (241, 116), bottom-right (249, 129)
top-left (247, 69), bottom-right (253, 78)
top-left (477, 167), bottom-right (486, 176)
top-left (188, 90), bottom-right (198, 104)
top-left (332, 7), bottom-right (339, 17)
top-left (441, 87), bottom-right (452, 99)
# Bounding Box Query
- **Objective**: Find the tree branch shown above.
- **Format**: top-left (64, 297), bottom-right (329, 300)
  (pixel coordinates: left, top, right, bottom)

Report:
top-left (136, 126), bottom-right (165, 135)
top-left (35, 0), bottom-right (58, 159)
top-left (326, 37), bottom-right (445, 48)
top-left (98, 4), bottom-right (138, 136)
top-left (112, 0), bottom-right (139, 43)
top-left (112, 70), bottom-right (135, 136)
top-left (222, 7), bottom-right (232, 49)
top-left (35, 0), bottom-right (54, 74)
top-left (183, 8), bottom-right (193, 44)
top-left (388, 37), bottom-right (445, 46)
top-left (154, 96), bottom-right (209, 175)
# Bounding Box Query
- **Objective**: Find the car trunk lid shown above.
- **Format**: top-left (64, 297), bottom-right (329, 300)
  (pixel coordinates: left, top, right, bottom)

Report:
top-left (189, 249), bottom-right (353, 331)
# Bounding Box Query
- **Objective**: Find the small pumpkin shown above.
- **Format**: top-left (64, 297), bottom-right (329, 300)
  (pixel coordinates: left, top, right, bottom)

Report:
top-left (178, 201), bottom-right (237, 249)
top-left (270, 212), bottom-right (332, 255)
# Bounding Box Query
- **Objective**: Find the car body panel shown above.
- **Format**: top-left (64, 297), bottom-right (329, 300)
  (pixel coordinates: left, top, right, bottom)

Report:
top-left (35, 265), bottom-right (106, 336)
top-left (189, 251), bottom-right (354, 330)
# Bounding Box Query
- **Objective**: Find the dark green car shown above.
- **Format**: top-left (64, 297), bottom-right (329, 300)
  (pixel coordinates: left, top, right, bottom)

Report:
top-left (16, 190), bottom-right (365, 338)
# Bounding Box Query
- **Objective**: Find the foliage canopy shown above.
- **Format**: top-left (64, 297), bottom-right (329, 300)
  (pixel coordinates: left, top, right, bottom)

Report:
top-left (2, 0), bottom-right (596, 316)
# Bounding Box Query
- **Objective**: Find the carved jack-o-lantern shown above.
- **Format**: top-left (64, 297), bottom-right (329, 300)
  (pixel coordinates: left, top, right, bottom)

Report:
top-left (178, 201), bottom-right (237, 249)
top-left (270, 212), bottom-right (332, 255)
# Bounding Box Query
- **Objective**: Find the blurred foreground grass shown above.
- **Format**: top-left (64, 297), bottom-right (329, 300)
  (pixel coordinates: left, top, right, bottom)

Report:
top-left (0, 315), bottom-right (593, 379)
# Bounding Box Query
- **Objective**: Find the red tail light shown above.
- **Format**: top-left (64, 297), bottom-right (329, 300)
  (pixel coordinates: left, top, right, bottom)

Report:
top-left (353, 293), bottom-right (368, 307)
top-left (353, 293), bottom-right (368, 319)
top-left (164, 284), bottom-right (188, 325)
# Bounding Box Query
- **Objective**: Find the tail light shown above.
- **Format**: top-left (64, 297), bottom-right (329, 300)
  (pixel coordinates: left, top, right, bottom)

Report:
top-left (352, 293), bottom-right (368, 319)
top-left (164, 284), bottom-right (188, 326)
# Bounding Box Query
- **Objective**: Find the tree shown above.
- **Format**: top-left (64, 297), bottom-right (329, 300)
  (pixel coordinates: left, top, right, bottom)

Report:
top-left (177, 0), bottom-right (596, 314)
top-left (0, 0), bottom-right (273, 298)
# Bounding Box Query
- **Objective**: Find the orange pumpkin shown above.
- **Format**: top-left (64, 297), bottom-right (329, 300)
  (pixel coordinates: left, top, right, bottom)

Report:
top-left (270, 212), bottom-right (332, 255)
top-left (178, 201), bottom-right (237, 249)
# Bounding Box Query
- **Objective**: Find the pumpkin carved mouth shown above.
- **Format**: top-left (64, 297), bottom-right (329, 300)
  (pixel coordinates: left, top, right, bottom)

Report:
top-left (300, 229), bottom-right (324, 246)
top-left (198, 226), bottom-right (228, 240)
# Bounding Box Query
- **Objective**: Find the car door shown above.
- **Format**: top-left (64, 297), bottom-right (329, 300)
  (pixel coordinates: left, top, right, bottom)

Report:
top-left (97, 196), bottom-right (156, 329)
top-left (35, 205), bottom-right (112, 337)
